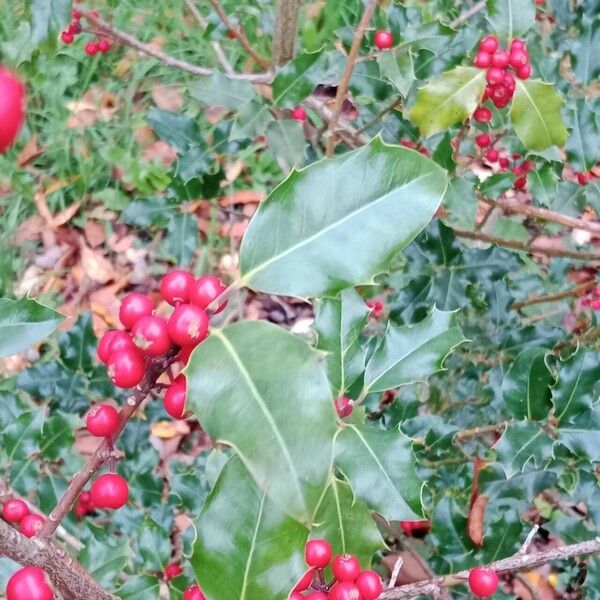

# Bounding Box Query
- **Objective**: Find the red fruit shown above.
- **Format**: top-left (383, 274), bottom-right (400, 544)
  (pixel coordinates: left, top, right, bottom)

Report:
top-left (366, 298), bottom-right (385, 318)
top-left (491, 51), bottom-right (510, 69)
top-left (355, 570), bottom-right (383, 600)
top-left (160, 269), bottom-right (195, 305)
top-left (164, 563), bottom-right (183, 580)
top-left (522, 160), bottom-right (534, 172)
top-left (2, 499), bottom-right (29, 523)
top-left (85, 42), bottom-right (99, 56)
top-left (475, 134), bottom-right (491, 148)
top-left (473, 107), bottom-right (492, 123)
top-left (289, 594), bottom-right (304, 600)
top-left (6, 567), bottom-right (53, 600)
top-left (97, 330), bottom-right (133, 364)
top-left (335, 395), bottom-right (353, 418)
top-left (400, 139), bottom-right (416, 149)
top-left (61, 30), bottom-right (75, 44)
top-left (86, 403), bottom-right (119, 437)
top-left (226, 29), bottom-right (237, 39)
top-left (183, 585), bottom-right (206, 600)
top-left (190, 275), bottom-right (228, 312)
top-left (291, 106), bottom-right (307, 122)
top-left (499, 156), bottom-right (510, 168)
top-left (469, 567), bottom-right (499, 597)
top-left (305, 539), bottom-right (332, 568)
top-left (514, 176), bottom-right (527, 190)
top-left (510, 39), bottom-right (525, 52)
top-left (72, 8), bottom-right (82, 18)
top-left (74, 503), bottom-right (88, 518)
top-left (535, 0), bottom-right (544, 6)
top-left (332, 554), bottom-right (361, 582)
top-left (509, 49), bottom-right (529, 69)
top-left (292, 568), bottom-right (315, 593)
top-left (306, 593), bottom-right (329, 600)
top-left (503, 71), bottom-right (516, 91)
top-left (163, 375), bottom-right (187, 419)
top-left (485, 149), bottom-right (499, 162)
top-left (68, 20), bottom-right (82, 34)
top-left (20, 513), bottom-right (44, 537)
top-left (374, 30), bottom-right (394, 50)
top-left (98, 39), bottom-right (110, 53)
top-left (591, 299), bottom-right (600, 310)
top-left (91, 473), bottom-right (129, 509)
top-left (474, 51), bottom-right (491, 68)
top-left (516, 63), bottom-right (532, 79)
top-left (179, 345), bottom-right (194, 364)
top-left (0, 68), bottom-right (26, 154)
top-left (486, 67), bottom-right (505, 86)
top-left (107, 347), bottom-right (145, 388)
top-left (119, 292), bottom-right (154, 329)
top-left (329, 582), bottom-right (361, 600)
top-left (577, 172), bottom-right (589, 186)
top-left (80, 492), bottom-right (92, 506)
top-left (479, 35), bottom-right (499, 54)
top-left (132, 315), bottom-right (171, 357)
top-left (167, 304), bottom-right (209, 347)
top-left (419, 147), bottom-right (430, 156)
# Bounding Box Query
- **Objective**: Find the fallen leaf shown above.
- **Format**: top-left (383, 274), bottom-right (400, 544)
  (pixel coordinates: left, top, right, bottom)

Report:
top-left (17, 135), bottom-right (43, 166)
top-left (151, 83), bottom-right (183, 112)
top-left (219, 190), bottom-right (265, 206)
top-left (467, 494), bottom-right (488, 547)
top-left (142, 140), bottom-right (178, 167)
top-left (218, 219), bottom-right (248, 239)
top-left (80, 241), bottom-right (117, 284)
top-left (84, 221), bottom-right (106, 248)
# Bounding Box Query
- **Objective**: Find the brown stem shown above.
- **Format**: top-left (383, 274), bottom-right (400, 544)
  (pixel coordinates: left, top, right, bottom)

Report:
top-left (325, 0), bottom-right (377, 157)
top-left (380, 536), bottom-right (600, 598)
top-left (357, 94), bottom-right (403, 135)
top-left (511, 280), bottom-right (596, 311)
top-left (38, 350), bottom-right (178, 540)
top-left (449, 0), bottom-right (486, 28)
top-left (454, 421), bottom-right (511, 442)
top-left (453, 227), bottom-right (600, 262)
top-left (206, 0), bottom-right (271, 69)
top-left (80, 10), bottom-right (272, 83)
top-left (272, 0), bottom-right (303, 67)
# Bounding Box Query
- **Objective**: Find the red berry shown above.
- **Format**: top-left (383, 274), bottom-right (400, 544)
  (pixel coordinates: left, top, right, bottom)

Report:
top-left (6, 567), bottom-right (53, 600)
top-left (469, 567), bottom-right (499, 597)
top-left (163, 375), bottom-right (187, 419)
top-left (514, 176), bottom-right (527, 190)
top-left (85, 42), bottom-right (99, 56)
top-left (503, 72), bottom-right (516, 91)
top-left (86, 403), bottom-right (119, 437)
top-left (292, 569), bottom-right (315, 593)
top-left (0, 68), bottom-right (26, 154)
top-left (512, 153), bottom-right (522, 160)
top-left (486, 149), bottom-right (499, 162)
top-left (289, 594), bottom-right (304, 600)
top-left (509, 49), bottom-right (529, 69)
top-left (400, 139), bottom-right (416, 149)
top-left (226, 29), bottom-right (237, 39)
top-left (355, 571), bottom-right (383, 600)
top-left (183, 585), bottom-right (206, 600)
top-left (499, 156), bottom-right (510, 168)
top-left (119, 292), bottom-right (154, 329)
top-left (179, 345), bottom-right (194, 364)
top-left (164, 563), bottom-right (183, 581)
top-left (20, 513), bottom-right (44, 537)
top-left (2, 499), bottom-right (29, 523)
top-left (97, 330), bottom-right (132, 364)
top-left (522, 160), bottom-right (534, 172)
top-left (305, 539), bottom-right (332, 568)
top-left (329, 582), bottom-right (361, 600)
top-left (72, 9), bottom-right (82, 19)
top-left (591, 299), bottom-right (600, 310)
top-left (373, 30), bottom-right (394, 50)
top-left (107, 346), bottom-right (145, 388)
top-left (132, 315), bottom-right (171, 357)
top-left (190, 275), bottom-right (228, 312)
top-left (98, 39), bottom-right (110, 53)
top-left (61, 30), bottom-right (75, 44)
top-left (160, 269), bottom-right (194, 305)
top-left (474, 51), bottom-right (492, 68)
top-left (80, 492), bottom-right (92, 506)
top-left (577, 172), bottom-right (589, 185)
top-left (291, 106), bottom-right (307, 122)
top-left (535, 0), bottom-right (544, 6)
top-left (473, 107), bottom-right (492, 123)
top-left (91, 473), bottom-right (129, 509)
top-left (167, 304), bottom-right (209, 347)
top-left (475, 134), bottom-right (491, 148)
top-left (491, 51), bottom-right (510, 69)
top-left (332, 554), bottom-right (361, 582)
top-left (68, 20), bottom-right (82, 34)
top-left (306, 594), bottom-right (329, 600)
top-left (486, 68), bottom-right (505, 86)
top-left (479, 36), bottom-right (499, 54)
top-left (510, 39), bottom-right (525, 52)
top-left (335, 395), bottom-right (353, 418)
top-left (74, 503), bottom-right (88, 518)
top-left (516, 64), bottom-right (532, 79)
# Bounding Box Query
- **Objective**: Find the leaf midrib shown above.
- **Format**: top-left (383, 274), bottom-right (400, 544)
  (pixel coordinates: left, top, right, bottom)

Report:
top-left (240, 492), bottom-right (266, 600)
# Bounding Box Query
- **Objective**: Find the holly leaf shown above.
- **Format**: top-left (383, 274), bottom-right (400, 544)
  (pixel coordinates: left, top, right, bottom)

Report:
top-left (528, 163), bottom-right (559, 207)
top-left (79, 538), bottom-right (129, 589)
top-left (442, 177), bottom-right (478, 230)
top-left (186, 321), bottom-right (336, 523)
top-left (364, 308), bottom-right (465, 393)
top-left (429, 497), bottom-right (474, 570)
top-left (190, 73), bottom-right (255, 110)
top-left (556, 409), bottom-right (600, 462)
top-left (510, 80), bottom-right (568, 151)
top-left (334, 424), bottom-right (423, 521)
top-left (501, 347), bottom-right (553, 420)
top-left (117, 575), bottom-right (161, 599)
top-left (410, 67), bottom-right (486, 137)
top-left (567, 16), bottom-right (600, 86)
top-left (58, 313), bottom-right (97, 373)
top-left (311, 477), bottom-right (384, 567)
top-left (2, 410), bottom-right (44, 462)
top-left (266, 120), bottom-right (306, 171)
top-left (0, 298), bottom-right (63, 359)
top-left (137, 518), bottom-right (171, 571)
top-left (166, 213), bottom-right (199, 267)
top-left (30, 0), bottom-right (71, 46)
top-left (565, 100), bottom-right (600, 172)
top-left (192, 456), bottom-right (307, 600)
top-left (314, 288), bottom-right (369, 397)
top-left (240, 138), bottom-right (447, 298)
top-left (486, 0), bottom-right (536, 39)
top-left (146, 109), bottom-right (201, 152)
top-left (377, 48), bottom-right (415, 97)
top-left (230, 100), bottom-right (272, 141)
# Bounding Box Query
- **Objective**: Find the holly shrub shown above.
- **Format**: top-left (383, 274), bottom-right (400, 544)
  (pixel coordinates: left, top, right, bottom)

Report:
top-left (1, 1), bottom-right (600, 599)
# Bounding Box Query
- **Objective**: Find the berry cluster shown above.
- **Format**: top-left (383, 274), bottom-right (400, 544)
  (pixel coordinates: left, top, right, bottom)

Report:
top-left (6, 567), bottom-right (53, 600)
top-left (290, 539), bottom-right (383, 600)
top-left (473, 36), bottom-right (531, 115)
top-left (60, 9), bottom-right (112, 56)
top-left (74, 490), bottom-right (95, 518)
top-left (2, 498), bottom-right (45, 538)
top-left (581, 287), bottom-right (600, 310)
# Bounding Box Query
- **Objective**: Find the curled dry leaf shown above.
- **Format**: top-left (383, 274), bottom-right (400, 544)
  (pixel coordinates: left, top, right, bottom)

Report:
top-left (79, 241), bottom-right (118, 284)
top-left (66, 87), bottom-right (120, 129)
top-left (151, 83), bottom-right (183, 112)
top-left (467, 494), bottom-right (488, 547)
top-left (17, 134), bottom-right (43, 167)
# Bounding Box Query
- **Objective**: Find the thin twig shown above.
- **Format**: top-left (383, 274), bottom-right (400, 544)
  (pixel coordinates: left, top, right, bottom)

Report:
top-left (519, 525), bottom-right (540, 554)
top-left (388, 557), bottom-right (404, 589)
top-left (357, 94), bottom-right (403, 135)
top-left (450, 1), bottom-right (486, 28)
top-left (325, 0), bottom-right (378, 157)
top-left (454, 420), bottom-right (512, 442)
top-left (272, 0), bottom-right (302, 66)
top-left (511, 280), bottom-right (595, 311)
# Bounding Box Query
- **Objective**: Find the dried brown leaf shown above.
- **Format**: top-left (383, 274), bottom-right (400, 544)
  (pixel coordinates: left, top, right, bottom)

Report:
top-left (467, 494), bottom-right (488, 547)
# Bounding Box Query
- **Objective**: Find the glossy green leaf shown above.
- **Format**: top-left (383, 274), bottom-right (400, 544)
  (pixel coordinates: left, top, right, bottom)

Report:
top-left (30, 0), bottom-right (70, 46)
top-left (80, 538), bottom-right (129, 589)
top-left (429, 497), bottom-right (473, 570)
top-left (566, 100), bottom-right (600, 172)
top-left (334, 424), bottom-right (423, 520)
top-left (230, 100), bottom-right (271, 141)
top-left (442, 177), bottom-right (478, 230)
top-left (486, 0), bottom-right (535, 39)
top-left (240, 138), bottom-right (447, 298)
top-left (137, 518), bottom-right (171, 571)
top-left (528, 163), bottom-right (559, 207)
top-left (59, 313), bottom-right (96, 373)
top-left (117, 575), bottom-right (161, 599)
top-left (377, 48), bottom-right (415, 97)
top-left (510, 80), bottom-right (568, 151)
top-left (410, 67), bottom-right (486, 137)
top-left (311, 477), bottom-right (383, 567)
top-left (556, 409), bottom-right (600, 462)
top-left (314, 288), bottom-right (369, 396)
top-left (0, 298), bottom-right (63, 359)
top-left (167, 213), bottom-right (199, 267)
top-left (501, 347), bottom-right (553, 420)
top-left (146, 109), bottom-right (202, 152)
top-left (364, 308), bottom-right (465, 393)
top-left (2, 410), bottom-right (44, 462)
top-left (190, 73), bottom-right (255, 110)
top-left (567, 16), bottom-right (600, 86)
top-left (192, 457), bottom-right (307, 600)
top-left (266, 120), bottom-right (306, 171)
top-left (186, 321), bottom-right (336, 523)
